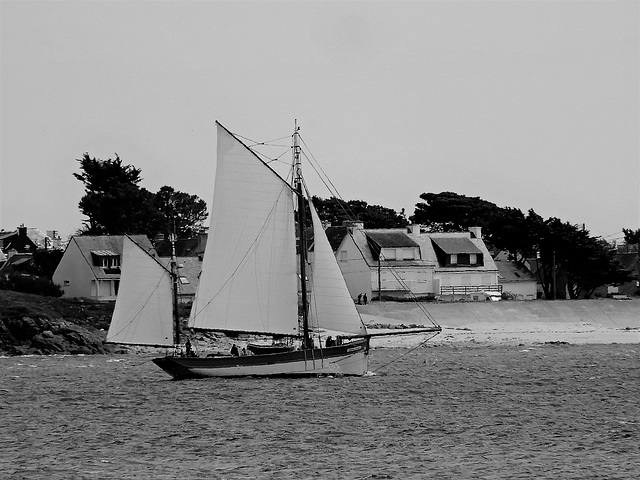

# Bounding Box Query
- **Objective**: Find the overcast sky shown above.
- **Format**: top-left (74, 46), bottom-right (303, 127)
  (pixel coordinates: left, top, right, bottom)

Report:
top-left (1, 0), bottom-right (638, 243)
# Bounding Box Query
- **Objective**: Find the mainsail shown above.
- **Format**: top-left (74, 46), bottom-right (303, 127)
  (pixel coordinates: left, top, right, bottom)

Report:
top-left (189, 123), bottom-right (300, 336)
top-left (308, 199), bottom-right (367, 336)
top-left (107, 236), bottom-right (174, 346)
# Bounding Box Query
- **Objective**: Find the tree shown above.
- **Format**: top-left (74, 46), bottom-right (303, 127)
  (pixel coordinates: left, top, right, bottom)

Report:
top-left (622, 228), bottom-right (640, 293)
top-left (410, 192), bottom-right (499, 232)
top-left (623, 228), bottom-right (640, 246)
top-left (32, 249), bottom-right (64, 280)
top-left (155, 186), bottom-right (208, 239)
top-left (312, 196), bottom-right (408, 229)
top-left (75, 154), bottom-right (208, 239)
top-left (518, 217), bottom-right (630, 299)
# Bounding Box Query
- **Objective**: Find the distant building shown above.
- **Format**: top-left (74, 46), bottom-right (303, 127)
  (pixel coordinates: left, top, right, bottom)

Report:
top-left (493, 251), bottom-right (537, 300)
top-left (53, 235), bottom-right (155, 300)
top-left (331, 223), bottom-right (501, 302)
top-left (0, 225), bottom-right (39, 255)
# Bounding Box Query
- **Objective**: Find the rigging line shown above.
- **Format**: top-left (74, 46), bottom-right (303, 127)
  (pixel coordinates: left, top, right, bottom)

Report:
top-left (300, 150), bottom-right (361, 222)
top-left (264, 148), bottom-right (293, 165)
top-left (383, 263), bottom-right (438, 326)
top-left (250, 146), bottom-right (291, 165)
top-left (374, 332), bottom-right (440, 373)
top-left (299, 135), bottom-right (343, 199)
top-left (346, 230), bottom-right (438, 327)
top-left (234, 133), bottom-right (291, 146)
top-left (297, 136), bottom-right (364, 224)
top-left (299, 137), bottom-right (362, 221)
top-left (190, 184), bottom-right (293, 319)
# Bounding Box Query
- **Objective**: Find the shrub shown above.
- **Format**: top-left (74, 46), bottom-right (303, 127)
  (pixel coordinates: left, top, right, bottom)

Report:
top-left (0, 274), bottom-right (63, 297)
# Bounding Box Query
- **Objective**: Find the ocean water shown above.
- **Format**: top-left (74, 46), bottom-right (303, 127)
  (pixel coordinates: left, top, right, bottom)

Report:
top-left (1, 344), bottom-right (638, 479)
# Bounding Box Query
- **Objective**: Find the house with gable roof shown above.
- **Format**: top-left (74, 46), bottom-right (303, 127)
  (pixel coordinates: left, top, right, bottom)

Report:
top-left (53, 235), bottom-right (155, 300)
top-left (332, 223), bottom-right (500, 301)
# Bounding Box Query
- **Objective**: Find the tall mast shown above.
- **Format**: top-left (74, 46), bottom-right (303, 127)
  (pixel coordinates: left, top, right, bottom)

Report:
top-left (167, 191), bottom-right (181, 348)
top-left (294, 121), bottom-right (311, 349)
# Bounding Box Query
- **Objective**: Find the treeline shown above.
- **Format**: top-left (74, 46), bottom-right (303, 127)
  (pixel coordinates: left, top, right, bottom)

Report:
top-left (71, 155), bottom-right (637, 299)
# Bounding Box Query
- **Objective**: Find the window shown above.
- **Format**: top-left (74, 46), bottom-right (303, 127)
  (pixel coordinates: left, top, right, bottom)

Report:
top-left (457, 253), bottom-right (470, 265)
top-left (450, 254), bottom-right (457, 265)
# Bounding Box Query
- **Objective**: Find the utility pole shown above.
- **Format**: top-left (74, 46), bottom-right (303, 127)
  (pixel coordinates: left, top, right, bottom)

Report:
top-left (552, 249), bottom-right (556, 300)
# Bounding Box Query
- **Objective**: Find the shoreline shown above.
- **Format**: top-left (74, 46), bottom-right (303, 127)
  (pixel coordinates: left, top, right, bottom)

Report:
top-left (362, 298), bottom-right (640, 348)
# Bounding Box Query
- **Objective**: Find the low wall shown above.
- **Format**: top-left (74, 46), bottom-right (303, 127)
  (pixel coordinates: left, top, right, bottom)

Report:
top-left (357, 299), bottom-right (640, 329)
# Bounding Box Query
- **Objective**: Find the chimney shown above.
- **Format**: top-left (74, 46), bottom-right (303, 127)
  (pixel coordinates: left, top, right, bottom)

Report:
top-left (18, 224), bottom-right (28, 238)
top-left (408, 224), bottom-right (420, 236)
top-left (468, 226), bottom-right (482, 239)
top-left (343, 220), bottom-right (364, 233)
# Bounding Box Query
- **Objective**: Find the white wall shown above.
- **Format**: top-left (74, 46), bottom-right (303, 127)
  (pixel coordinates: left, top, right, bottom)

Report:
top-left (53, 240), bottom-right (95, 298)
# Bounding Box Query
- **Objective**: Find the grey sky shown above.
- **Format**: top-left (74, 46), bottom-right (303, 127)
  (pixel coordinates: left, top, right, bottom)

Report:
top-left (1, 0), bottom-right (638, 242)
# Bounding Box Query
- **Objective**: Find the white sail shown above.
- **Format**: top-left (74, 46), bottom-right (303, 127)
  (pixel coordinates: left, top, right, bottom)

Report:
top-left (308, 199), bottom-right (367, 336)
top-left (107, 236), bottom-right (174, 346)
top-left (189, 123), bottom-right (299, 336)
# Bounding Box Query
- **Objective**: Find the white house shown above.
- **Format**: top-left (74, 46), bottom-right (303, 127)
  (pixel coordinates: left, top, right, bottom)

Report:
top-left (53, 235), bottom-right (154, 300)
top-left (332, 224), bottom-right (500, 301)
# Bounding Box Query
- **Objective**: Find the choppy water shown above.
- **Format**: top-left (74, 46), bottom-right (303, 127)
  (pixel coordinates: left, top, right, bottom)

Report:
top-left (1, 344), bottom-right (639, 479)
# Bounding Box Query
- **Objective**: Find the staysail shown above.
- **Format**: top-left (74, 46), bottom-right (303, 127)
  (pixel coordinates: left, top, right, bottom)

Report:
top-left (308, 199), bottom-right (367, 336)
top-left (107, 236), bottom-right (175, 346)
top-left (189, 123), bottom-right (300, 336)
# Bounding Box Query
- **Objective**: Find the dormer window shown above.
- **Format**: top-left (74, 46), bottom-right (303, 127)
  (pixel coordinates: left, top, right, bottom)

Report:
top-left (431, 237), bottom-right (484, 267)
top-left (91, 250), bottom-right (121, 273)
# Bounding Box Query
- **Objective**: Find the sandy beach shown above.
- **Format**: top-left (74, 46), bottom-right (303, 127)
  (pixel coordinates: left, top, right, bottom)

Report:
top-left (361, 298), bottom-right (640, 348)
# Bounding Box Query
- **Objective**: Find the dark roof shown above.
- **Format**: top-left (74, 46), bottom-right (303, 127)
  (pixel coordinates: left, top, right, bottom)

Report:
top-left (495, 259), bottom-right (536, 283)
top-left (71, 235), bottom-right (154, 279)
top-left (174, 257), bottom-right (201, 296)
top-left (0, 253), bottom-right (35, 275)
top-left (431, 237), bottom-right (482, 255)
top-left (365, 232), bottom-right (419, 248)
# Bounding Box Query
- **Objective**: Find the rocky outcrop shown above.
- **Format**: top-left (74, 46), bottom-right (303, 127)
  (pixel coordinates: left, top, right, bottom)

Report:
top-left (0, 316), bottom-right (118, 356)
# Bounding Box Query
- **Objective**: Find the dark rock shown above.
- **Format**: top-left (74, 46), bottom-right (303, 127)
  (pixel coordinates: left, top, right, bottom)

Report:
top-left (32, 332), bottom-right (67, 353)
top-left (5, 317), bottom-right (40, 340)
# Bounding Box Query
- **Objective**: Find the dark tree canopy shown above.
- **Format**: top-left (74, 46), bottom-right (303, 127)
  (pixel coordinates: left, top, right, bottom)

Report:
top-left (410, 192), bottom-right (499, 232)
top-left (75, 154), bottom-right (208, 239)
top-left (312, 196), bottom-right (408, 229)
top-left (623, 228), bottom-right (640, 246)
top-left (155, 186), bottom-right (208, 239)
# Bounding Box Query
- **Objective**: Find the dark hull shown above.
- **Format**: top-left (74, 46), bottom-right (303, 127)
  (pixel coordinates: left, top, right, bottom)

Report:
top-left (152, 338), bottom-right (370, 379)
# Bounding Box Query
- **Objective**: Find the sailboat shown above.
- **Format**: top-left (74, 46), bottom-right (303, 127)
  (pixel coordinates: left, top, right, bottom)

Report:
top-left (107, 121), bottom-right (441, 379)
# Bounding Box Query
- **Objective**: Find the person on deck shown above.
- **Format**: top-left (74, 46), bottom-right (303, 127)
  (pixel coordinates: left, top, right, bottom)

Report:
top-left (230, 344), bottom-right (239, 356)
top-left (363, 293), bottom-right (368, 305)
